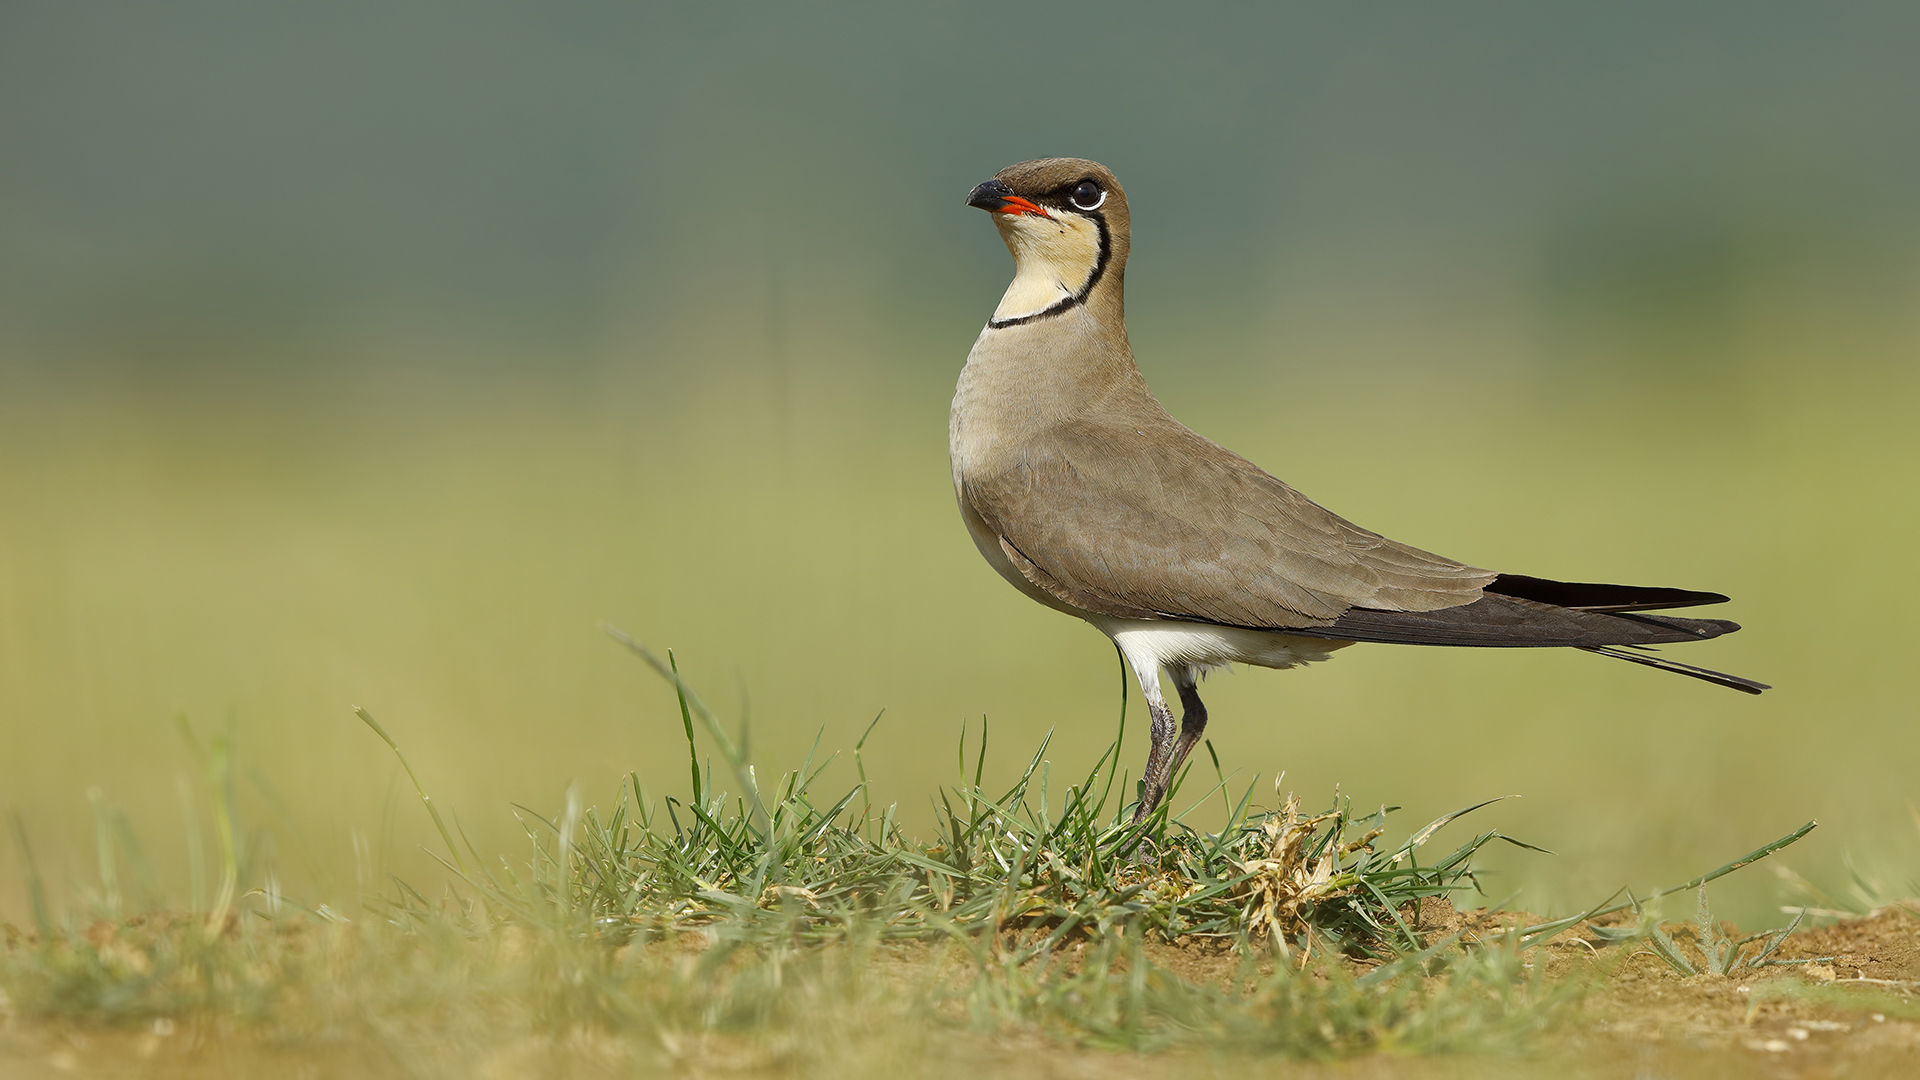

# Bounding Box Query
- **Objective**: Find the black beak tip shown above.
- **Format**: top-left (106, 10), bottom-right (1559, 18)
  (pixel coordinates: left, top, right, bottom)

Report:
top-left (966, 179), bottom-right (1011, 211)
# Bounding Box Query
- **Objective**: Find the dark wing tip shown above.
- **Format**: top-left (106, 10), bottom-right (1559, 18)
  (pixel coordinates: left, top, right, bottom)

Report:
top-left (1614, 612), bottom-right (1740, 638)
top-left (1294, 595), bottom-right (1741, 648)
top-left (1487, 573), bottom-right (1731, 612)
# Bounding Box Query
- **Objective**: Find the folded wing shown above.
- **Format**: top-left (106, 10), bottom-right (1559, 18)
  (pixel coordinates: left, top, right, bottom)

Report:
top-left (964, 416), bottom-right (1495, 628)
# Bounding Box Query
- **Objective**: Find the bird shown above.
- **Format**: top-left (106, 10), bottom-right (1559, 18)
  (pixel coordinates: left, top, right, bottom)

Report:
top-left (949, 157), bottom-right (1767, 827)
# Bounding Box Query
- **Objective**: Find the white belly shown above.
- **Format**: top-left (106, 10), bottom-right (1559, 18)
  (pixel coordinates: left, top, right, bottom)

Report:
top-left (1090, 616), bottom-right (1351, 674)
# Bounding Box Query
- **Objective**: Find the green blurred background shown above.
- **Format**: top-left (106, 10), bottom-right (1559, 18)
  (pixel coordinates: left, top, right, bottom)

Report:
top-left (3, 1), bottom-right (1917, 928)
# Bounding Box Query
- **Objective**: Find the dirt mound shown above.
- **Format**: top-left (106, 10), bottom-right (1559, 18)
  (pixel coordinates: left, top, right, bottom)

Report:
top-left (1782, 903), bottom-right (1920, 980)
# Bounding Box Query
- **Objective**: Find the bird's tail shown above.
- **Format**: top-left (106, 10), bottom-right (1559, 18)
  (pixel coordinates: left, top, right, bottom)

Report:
top-left (1579, 645), bottom-right (1770, 695)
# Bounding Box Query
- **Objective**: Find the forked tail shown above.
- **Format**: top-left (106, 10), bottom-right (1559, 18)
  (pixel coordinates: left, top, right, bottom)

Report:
top-left (1580, 644), bottom-right (1770, 695)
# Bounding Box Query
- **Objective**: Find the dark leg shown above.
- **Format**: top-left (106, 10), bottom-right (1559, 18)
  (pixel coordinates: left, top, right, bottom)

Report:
top-left (1133, 667), bottom-right (1210, 825)
top-left (1131, 692), bottom-right (1179, 824)
top-left (1132, 666), bottom-right (1209, 824)
top-left (1169, 667), bottom-right (1209, 781)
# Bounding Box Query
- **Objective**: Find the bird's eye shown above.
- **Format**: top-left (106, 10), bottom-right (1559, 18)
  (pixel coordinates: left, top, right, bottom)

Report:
top-left (1069, 180), bottom-right (1105, 211)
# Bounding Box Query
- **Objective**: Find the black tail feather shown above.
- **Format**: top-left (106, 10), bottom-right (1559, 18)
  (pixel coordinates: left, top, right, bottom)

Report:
top-left (1580, 645), bottom-right (1770, 695)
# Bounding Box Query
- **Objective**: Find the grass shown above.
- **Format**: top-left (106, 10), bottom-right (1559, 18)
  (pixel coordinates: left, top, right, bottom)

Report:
top-left (0, 637), bottom-right (1825, 1076)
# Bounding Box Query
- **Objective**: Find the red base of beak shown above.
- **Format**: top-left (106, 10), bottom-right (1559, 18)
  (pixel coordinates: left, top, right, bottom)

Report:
top-left (995, 195), bottom-right (1051, 219)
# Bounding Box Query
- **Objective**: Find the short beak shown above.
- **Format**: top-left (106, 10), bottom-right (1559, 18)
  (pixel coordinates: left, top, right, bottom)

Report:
top-left (966, 179), bottom-right (1050, 218)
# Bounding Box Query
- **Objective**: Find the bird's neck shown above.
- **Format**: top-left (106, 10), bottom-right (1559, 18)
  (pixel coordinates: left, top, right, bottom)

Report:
top-left (951, 298), bottom-right (1157, 477)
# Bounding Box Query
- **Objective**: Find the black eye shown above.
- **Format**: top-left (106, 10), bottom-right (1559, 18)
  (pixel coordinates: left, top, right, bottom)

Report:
top-left (1070, 180), bottom-right (1104, 210)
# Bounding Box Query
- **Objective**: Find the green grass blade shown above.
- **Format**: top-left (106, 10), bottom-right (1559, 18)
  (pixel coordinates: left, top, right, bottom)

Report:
top-left (353, 706), bottom-right (469, 876)
top-left (1519, 821), bottom-right (1817, 947)
top-left (669, 649), bottom-right (703, 808)
top-left (7, 810), bottom-right (53, 941)
top-left (602, 626), bottom-right (768, 834)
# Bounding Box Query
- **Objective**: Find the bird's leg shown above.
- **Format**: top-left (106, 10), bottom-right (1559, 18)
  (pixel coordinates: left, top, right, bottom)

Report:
top-left (1168, 666), bottom-right (1209, 781)
top-left (1132, 685), bottom-right (1179, 825)
top-left (1131, 667), bottom-right (1208, 830)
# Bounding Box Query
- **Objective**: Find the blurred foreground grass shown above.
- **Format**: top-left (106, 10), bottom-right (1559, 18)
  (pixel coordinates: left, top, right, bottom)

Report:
top-left (1, 649), bottom-right (1830, 1075)
top-left (1, 324), bottom-right (1917, 929)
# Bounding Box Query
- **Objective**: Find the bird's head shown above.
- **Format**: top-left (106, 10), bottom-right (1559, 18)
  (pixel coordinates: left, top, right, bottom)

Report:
top-left (966, 158), bottom-right (1129, 328)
